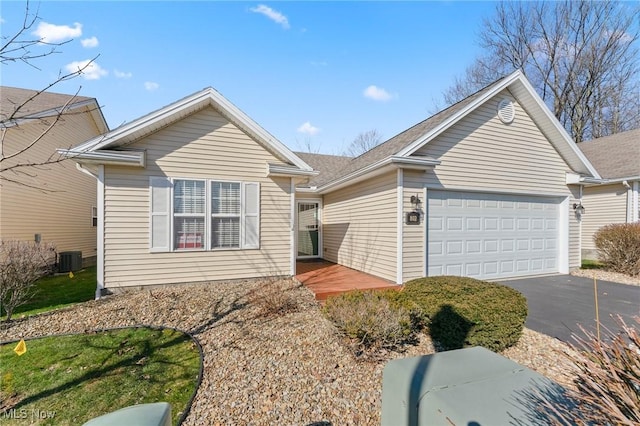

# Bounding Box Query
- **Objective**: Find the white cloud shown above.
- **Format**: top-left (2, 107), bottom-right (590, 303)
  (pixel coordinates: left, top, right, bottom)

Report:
top-left (81, 36), bottom-right (99, 48)
top-left (250, 4), bottom-right (290, 29)
top-left (144, 81), bottom-right (160, 91)
top-left (363, 85), bottom-right (394, 102)
top-left (33, 21), bottom-right (82, 43)
top-left (297, 121), bottom-right (320, 136)
top-left (0, 17), bottom-right (5, 24)
top-left (65, 60), bottom-right (108, 80)
top-left (114, 69), bottom-right (133, 79)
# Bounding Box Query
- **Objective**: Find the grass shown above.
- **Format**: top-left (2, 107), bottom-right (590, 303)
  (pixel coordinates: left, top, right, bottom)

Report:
top-left (1, 266), bottom-right (97, 320)
top-left (581, 259), bottom-right (606, 270)
top-left (0, 327), bottom-right (201, 425)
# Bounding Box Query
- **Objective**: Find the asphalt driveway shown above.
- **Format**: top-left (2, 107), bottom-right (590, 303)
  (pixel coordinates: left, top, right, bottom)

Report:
top-left (501, 275), bottom-right (639, 343)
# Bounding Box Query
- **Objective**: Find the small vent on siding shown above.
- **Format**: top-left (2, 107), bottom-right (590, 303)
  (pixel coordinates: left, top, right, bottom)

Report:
top-left (497, 98), bottom-right (515, 124)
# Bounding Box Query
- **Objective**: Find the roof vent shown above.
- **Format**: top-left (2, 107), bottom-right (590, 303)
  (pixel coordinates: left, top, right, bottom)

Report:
top-left (497, 98), bottom-right (515, 124)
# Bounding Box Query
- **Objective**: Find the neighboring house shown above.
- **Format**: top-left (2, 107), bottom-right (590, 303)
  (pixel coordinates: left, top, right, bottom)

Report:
top-left (0, 86), bottom-right (109, 265)
top-left (63, 70), bottom-right (601, 298)
top-left (577, 128), bottom-right (640, 259)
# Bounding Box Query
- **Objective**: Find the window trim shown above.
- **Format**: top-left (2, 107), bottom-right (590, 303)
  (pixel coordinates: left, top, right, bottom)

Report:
top-left (172, 178), bottom-right (207, 251)
top-left (210, 180), bottom-right (242, 250)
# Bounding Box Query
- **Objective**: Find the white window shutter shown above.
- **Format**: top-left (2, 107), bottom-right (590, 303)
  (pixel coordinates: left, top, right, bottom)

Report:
top-left (242, 182), bottom-right (260, 249)
top-left (150, 177), bottom-right (172, 252)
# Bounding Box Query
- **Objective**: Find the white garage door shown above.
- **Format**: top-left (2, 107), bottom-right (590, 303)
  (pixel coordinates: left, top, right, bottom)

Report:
top-left (427, 190), bottom-right (562, 279)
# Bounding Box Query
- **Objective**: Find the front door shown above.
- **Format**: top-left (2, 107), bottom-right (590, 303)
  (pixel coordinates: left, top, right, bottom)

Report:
top-left (297, 201), bottom-right (320, 258)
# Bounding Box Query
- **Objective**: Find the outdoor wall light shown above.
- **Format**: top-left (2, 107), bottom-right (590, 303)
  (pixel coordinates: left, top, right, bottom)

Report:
top-left (573, 202), bottom-right (585, 216)
top-left (410, 195), bottom-right (422, 206)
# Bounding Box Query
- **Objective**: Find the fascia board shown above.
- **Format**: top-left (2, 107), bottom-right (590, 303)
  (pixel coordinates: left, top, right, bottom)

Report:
top-left (2, 98), bottom-right (102, 129)
top-left (72, 89), bottom-right (212, 152)
top-left (514, 75), bottom-right (601, 179)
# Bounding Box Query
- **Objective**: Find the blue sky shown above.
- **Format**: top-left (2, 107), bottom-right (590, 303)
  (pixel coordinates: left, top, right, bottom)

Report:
top-left (1, 1), bottom-right (497, 155)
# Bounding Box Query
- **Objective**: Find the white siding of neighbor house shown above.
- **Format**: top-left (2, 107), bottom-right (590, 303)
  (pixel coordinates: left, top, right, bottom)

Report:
top-left (322, 171), bottom-right (397, 282)
top-left (102, 106), bottom-right (292, 288)
top-left (413, 89), bottom-right (581, 269)
top-left (581, 184), bottom-right (628, 252)
top-left (0, 106), bottom-right (101, 261)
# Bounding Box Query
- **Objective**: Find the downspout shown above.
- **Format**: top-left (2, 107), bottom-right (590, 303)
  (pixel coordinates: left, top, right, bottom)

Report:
top-left (290, 178), bottom-right (296, 276)
top-left (76, 162), bottom-right (98, 178)
top-left (622, 180), bottom-right (633, 222)
top-left (96, 165), bottom-right (105, 299)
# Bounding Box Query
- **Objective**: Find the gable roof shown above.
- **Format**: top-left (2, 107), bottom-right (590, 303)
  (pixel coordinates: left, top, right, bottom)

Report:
top-left (68, 87), bottom-right (313, 172)
top-left (294, 152), bottom-right (353, 187)
top-left (578, 128), bottom-right (640, 179)
top-left (1, 86), bottom-right (107, 132)
top-left (298, 70), bottom-right (599, 192)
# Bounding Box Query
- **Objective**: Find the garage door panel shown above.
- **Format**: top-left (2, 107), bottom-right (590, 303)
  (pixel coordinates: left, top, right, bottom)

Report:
top-left (427, 190), bottom-right (562, 279)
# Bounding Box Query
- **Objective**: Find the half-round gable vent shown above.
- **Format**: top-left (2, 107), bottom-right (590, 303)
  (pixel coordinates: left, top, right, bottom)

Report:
top-left (497, 98), bottom-right (515, 124)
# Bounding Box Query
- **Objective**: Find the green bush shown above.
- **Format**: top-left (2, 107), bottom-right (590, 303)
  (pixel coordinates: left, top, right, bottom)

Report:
top-left (322, 289), bottom-right (416, 351)
top-left (398, 276), bottom-right (527, 352)
top-left (594, 223), bottom-right (640, 276)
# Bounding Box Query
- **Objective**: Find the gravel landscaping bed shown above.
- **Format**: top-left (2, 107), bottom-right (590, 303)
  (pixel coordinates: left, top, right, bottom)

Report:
top-left (571, 268), bottom-right (640, 286)
top-left (1, 279), bottom-right (577, 425)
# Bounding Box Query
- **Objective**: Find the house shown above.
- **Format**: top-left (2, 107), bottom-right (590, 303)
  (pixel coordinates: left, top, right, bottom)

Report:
top-left (0, 86), bottom-right (109, 266)
top-left (577, 128), bottom-right (640, 260)
top-left (62, 70), bottom-right (601, 298)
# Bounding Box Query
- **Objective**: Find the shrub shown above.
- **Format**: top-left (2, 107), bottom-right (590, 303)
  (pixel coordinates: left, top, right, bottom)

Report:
top-left (322, 289), bottom-right (416, 353)
top-left (247, 277), bottom-right (299, 317)
top-left (539, 316), bottom-right (640, 424)
top-left (594, 223), bottom-right (640, 276)
top-left (0, 240), bottom-right (56, 321)
top-left (398, 276), bottom-right (527, 352)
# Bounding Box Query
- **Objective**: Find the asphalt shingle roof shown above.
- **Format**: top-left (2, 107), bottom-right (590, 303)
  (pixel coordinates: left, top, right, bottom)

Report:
top-left (0, 86), bottom-right (93, 121)
top-left (578, 128), bottom-right (640, 179)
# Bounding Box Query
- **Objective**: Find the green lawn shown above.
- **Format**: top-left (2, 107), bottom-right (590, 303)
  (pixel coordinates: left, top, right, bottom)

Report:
top-left (2, 267), bottom-right (97, 319)
top-left (0, 327), bottom-right (201, 425)
top-left (581, 259), bottom-right (606, 270)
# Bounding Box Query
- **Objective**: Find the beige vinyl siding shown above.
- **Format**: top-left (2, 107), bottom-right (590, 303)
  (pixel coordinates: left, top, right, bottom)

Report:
top-left (581, 184), bottom-right (628, 252)
top-left (414, 89), bottom-right (580, 270)
top-left (103, 106), bottom-right (291, 288)
top-left (322, 171), bottom-right (397, 282)
top-left (568, 186), bottom-right (581, 268)
top-left (402, 170), bottom-right (426, 281)
top-left (415, 90), bottom-right (571, 195)
top-left (0, 107), bottom-right (100, 260)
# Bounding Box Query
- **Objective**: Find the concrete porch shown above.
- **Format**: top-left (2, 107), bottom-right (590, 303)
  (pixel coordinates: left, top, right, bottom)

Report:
top-left (295, 259), bottom-right (397, 301)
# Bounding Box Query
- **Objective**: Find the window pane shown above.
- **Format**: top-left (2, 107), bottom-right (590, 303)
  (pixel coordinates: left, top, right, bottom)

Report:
top-left (212, 217), bottom-right (240, 248)
top-left (174, 217), bottom-right (205, 249)
top-left (174, 180), bottom-right (205, 214)
top-left (212, 182), bottom-right (240, 215)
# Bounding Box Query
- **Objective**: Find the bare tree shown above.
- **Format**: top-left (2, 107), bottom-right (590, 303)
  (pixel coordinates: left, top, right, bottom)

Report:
top-left (345, 129), bottom-right (383, 157)
top-left (295, 136), bottom-right (322, 154)
top-left (1, 1), bottom-right (98, 188)
top-left (443, 1), bottom-right (640, 142)
top-left (0, 240), bottom-right (56, 321)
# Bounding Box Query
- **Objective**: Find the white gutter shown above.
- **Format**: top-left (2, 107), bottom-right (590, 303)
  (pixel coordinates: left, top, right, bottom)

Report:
top-left (59, 149), bottom-right (146, 167)
top-left (578, 175), bottom-right (640, 185)
top-left (267, 163), bottom-right (319, 178)
top-left (317, 155), bottom-right (440, 194)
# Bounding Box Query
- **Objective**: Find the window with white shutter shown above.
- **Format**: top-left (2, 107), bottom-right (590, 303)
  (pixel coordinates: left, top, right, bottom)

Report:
top-left (149, 177), bottom-right (260, 252)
